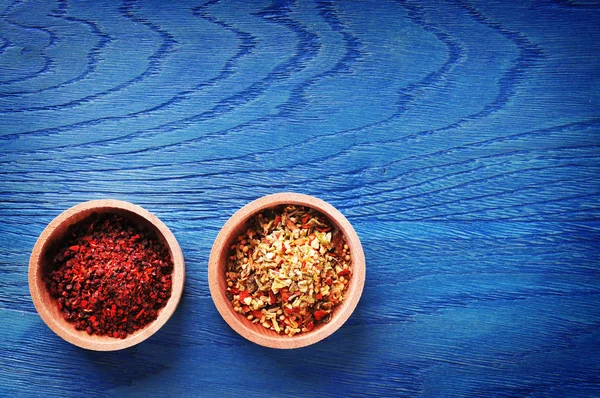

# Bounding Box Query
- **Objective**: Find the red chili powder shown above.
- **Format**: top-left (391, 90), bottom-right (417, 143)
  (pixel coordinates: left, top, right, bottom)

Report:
top-left (45, 213), bottom-right (173, 339)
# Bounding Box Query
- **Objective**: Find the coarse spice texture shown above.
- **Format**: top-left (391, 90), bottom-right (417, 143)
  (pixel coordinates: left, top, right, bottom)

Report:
top-left (226, 205), bottom-right (352, 336)
top-left (45, 213), bottom-right (173, 339)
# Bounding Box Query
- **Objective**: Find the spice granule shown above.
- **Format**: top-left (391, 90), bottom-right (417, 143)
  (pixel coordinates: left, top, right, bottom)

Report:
top-left (45, 213), bottom-right (173, 339)
top-left (226, 205), bottom-right (351, 336)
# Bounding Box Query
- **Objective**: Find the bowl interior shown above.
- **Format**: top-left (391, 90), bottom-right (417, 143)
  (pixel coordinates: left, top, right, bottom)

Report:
top-left (210, 194), bottom-right (365, 349)
top-left (30, 201), bottom-right (184, 351)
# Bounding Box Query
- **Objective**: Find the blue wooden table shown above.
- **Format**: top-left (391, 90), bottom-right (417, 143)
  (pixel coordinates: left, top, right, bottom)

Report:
top-left (1, 0), bottom-right (599, 396)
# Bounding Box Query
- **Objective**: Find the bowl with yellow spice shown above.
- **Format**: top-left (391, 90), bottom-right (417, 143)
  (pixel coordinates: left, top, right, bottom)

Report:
top-left (208, 193), bottom-right (365, 349)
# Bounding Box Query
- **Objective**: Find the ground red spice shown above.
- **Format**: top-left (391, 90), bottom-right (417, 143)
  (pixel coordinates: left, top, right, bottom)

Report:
top-left (45, 213), bottom-right (173, 339)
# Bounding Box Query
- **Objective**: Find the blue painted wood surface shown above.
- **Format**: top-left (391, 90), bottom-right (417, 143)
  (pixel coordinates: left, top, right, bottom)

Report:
top-left (1, 0), bottom-right (599, 396)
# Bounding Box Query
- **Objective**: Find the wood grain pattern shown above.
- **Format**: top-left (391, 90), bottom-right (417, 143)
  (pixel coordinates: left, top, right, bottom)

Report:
top-left (1, 0), bottom-right (599, 396)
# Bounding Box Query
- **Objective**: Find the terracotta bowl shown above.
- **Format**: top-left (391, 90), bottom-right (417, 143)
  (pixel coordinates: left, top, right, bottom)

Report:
top-left (29, 199), bottom-right (185, 351)
top-left (208, 193), bottom-right (365, 349)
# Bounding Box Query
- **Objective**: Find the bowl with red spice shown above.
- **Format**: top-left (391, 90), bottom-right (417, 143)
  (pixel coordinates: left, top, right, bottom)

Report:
top-left (208, 193), bottom-right (365, 349)
top-left (29, 199), bottom-right (185, 351)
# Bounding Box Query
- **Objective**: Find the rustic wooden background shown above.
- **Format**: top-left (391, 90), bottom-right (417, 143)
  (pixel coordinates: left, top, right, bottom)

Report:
top-left (1, 0), bottom-right (599, 396)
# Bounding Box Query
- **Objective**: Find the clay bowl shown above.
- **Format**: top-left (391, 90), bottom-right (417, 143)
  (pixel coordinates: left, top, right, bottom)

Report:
top-left (208, 192), bottom-right (365, 349)
top-left (29, 199), bottom-right (185, 351)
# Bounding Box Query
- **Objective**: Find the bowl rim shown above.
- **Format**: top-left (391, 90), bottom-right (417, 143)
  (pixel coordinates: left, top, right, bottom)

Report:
top-left (28, 199), bottom-right (185, 351)
top-left (208, 192), bottom-right (365, 349)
